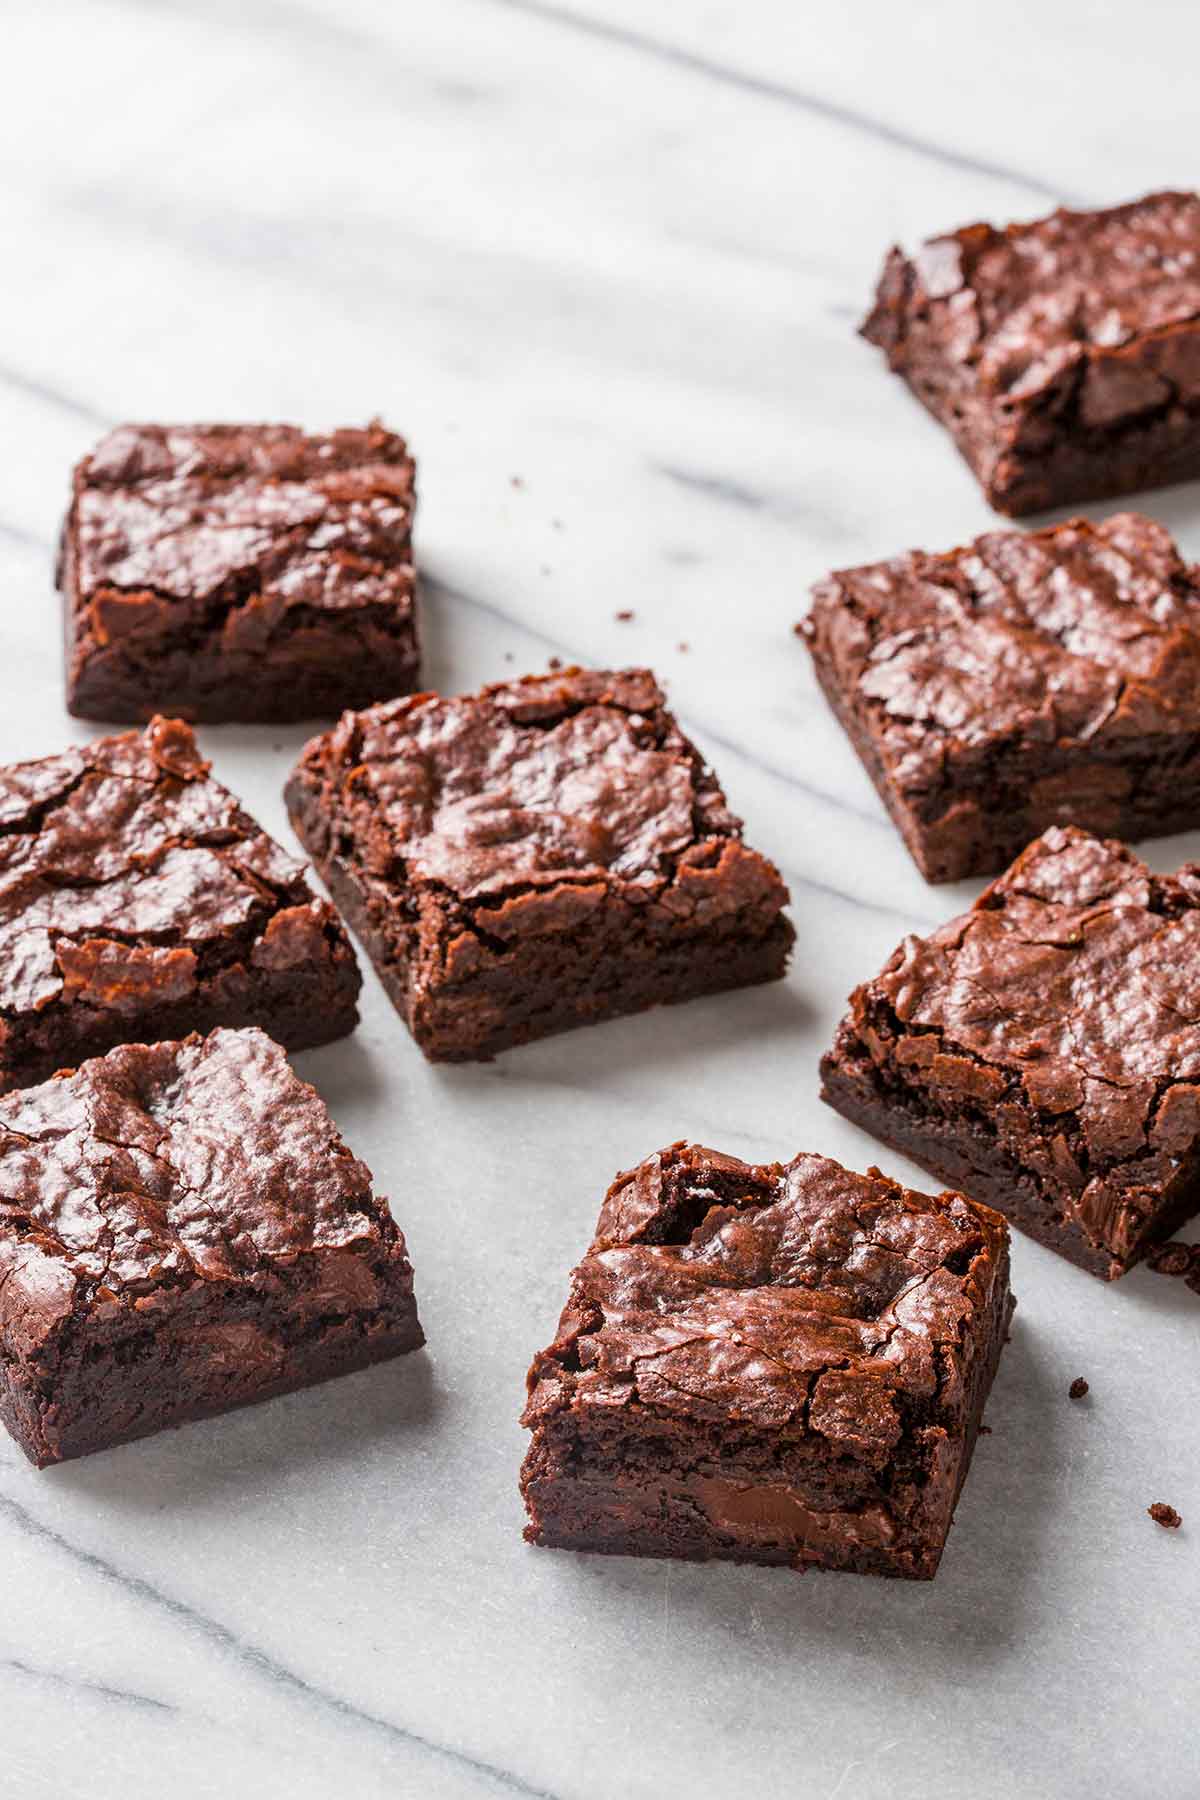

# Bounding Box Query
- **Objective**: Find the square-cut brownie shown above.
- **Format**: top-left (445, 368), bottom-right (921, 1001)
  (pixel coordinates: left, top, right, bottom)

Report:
top-left (822, 825), bottom-right (1200, 1280)
top-left (520, 1143), bottom-right (1012, 1579)
top-left (863, 191), bottom-right (1200, 515)
top-left (801, 512), bottom-right (1200, 883)
top-left (0, 714), bottom-right (359, 1090)
top-left (285, 667), bottom-right (793, 1061)
top-left (60, 421), bottom-right (418, 722)
top-left (0, 1027), bottom-right (423, 1466)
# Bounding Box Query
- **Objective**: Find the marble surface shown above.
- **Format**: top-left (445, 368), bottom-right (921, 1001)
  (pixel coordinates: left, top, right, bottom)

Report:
top-left (2, 2), bottom-right (1199, 1795)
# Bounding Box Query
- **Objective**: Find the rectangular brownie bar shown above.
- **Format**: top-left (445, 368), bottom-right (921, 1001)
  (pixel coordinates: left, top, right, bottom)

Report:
top-left (862, 190), bottom-right (1200, 515)
top-left (801, 512), bottom-right (1200, 883)
top-left (821, 825), bottom-right (1200, 1280)
top-left (0, 714), bottom-right (359, 1090)
top-left (285, 667), bottom-right (793, 1061)
top-left (520, 1143), bottom-right (1012, 1579)
top-left (60, 421), bottom-right (419, 722)
top-left (0, 1027), bottom-right (423, 1466)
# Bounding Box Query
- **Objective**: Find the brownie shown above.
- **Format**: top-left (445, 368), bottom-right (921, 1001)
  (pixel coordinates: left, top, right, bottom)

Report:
top-left (0, 715), bottom-right (359, 1091)
top-left (862, 191), bottom-right (1200, 515)
top-left (520, 1143), bottom-right (1012, 1579)
top-left (801, 512), bottom-right (1200, 882)
top-left (60, 421), bottom-right (419, 722)
top-left (0, 1027), bottom-right (423, 1466)
top-left (821, 825), bottom-right (1200, 1280)
top-left (285, 667), bottom-right (793, 1061)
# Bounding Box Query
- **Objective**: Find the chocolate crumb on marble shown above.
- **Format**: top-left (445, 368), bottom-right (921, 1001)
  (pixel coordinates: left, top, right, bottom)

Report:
top-left (520, 1143), bottom-right (1013, 1579)
top-left (1149, 1503), bottom-right (1183, 1529)
top-left (1147, 1240), bottom-right (1200, 1291)
top-left (1069, 1378), bottom-right (1090, 1400)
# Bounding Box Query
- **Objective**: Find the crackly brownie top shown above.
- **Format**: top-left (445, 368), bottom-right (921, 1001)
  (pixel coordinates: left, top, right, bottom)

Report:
top-left (0, 1028), bottom-right (395, 1347)
top-left (294, 667), bottom-right (763, 901)
top-left (67, 421), bottom-right (414, 616)
top-left (523, 1144), bottom-right (1007, 1462)
top-left (804, 513), bottom-right (1200, 795)
top-left (849, 825), bottom-right (1200, 1167)
top-left (0, 715), bottom-right (344, 1020)
top-left (865, 190), bottom-right (1200, 421)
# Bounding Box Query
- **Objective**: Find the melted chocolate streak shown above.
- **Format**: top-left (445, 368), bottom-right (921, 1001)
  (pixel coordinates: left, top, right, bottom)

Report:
top-left (0, 1487), bottom-right (560, 1798)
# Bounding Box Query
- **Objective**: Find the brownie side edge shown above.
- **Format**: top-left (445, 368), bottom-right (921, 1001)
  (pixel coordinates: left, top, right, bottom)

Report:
top-left (819, 1048), bottom-right (1121, 1279)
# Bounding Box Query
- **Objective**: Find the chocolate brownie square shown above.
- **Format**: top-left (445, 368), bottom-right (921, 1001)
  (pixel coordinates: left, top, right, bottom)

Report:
top-left (863, 191), bottom-right (1200, 515)
top-left (285, 667), bottom-right (793, 1061)
top-left (60, 421), bottom-right (418, 722)
top-left (520, 1143), bottom-right (1012, 1578)
top-left (801, 512), bottom-right (1200, 882)
top-left (0, 1027), bottom-right (423, 1466)
top-left (821, 825), bottom-right (1200, 1280)
top-left (0, 715), bottom-right (359, 1091)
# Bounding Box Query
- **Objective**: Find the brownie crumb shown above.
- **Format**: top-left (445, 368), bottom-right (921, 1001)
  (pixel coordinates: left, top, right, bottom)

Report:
top-left (1069, 1377), bottom-right (1090, 1400)
top-left (792, 621), bottom-right (807, 637)
top-left (1149, 1502), bottom-right (1182, 1529)
top-left (547, 656), bottom-right (563, 671)
top-left (615, 609), bottom-right (635, 622)
top-left (1147, 1241), bottom-right (1200, 1291)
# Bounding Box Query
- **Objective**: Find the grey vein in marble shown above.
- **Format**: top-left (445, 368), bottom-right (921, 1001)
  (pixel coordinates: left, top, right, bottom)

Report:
top-left (485, 0), bottom-right (1075, 200)
top-left (0, 1490), bottom-right (559, 1800)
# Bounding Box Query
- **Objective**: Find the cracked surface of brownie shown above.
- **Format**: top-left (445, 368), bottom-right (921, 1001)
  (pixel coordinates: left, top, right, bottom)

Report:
top-left (802, 512), bottom-right (1200, 881)
top-left (60, 421), bottom-right (419, 722)
top-left (0, 1026), bottom-right (423, 1465)
top-left (285, 667), bottom-right (793, 1061)
top-left (822, 825), bottom-right (1200, 1278)
top-left (0, 714), bottom-right (359, 1090)
top-left (520, 1142), bottom-right (1012, 1578)
top-left (863, 191), bottom-right (1200, 515)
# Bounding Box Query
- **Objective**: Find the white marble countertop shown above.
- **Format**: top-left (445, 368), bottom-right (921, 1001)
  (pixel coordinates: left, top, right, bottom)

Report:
top-left (2, 3), bottom-right (1199, 1796)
